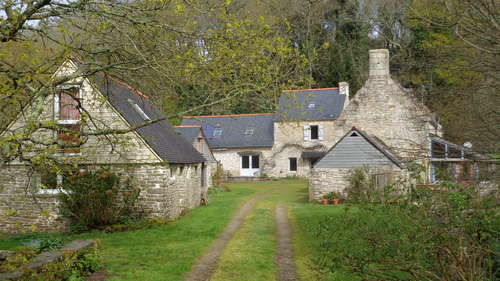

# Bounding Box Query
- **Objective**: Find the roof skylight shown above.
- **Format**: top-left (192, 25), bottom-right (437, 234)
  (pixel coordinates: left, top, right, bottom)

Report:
top-left (244, 128), bottom-right (255, 135)
top-left (128, 98), bottom-right (151, 121)
top-left (214, 128), bottom-right (223, 136)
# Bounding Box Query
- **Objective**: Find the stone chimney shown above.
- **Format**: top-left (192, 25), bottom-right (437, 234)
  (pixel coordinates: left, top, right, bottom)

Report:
top-left (339, 82), bottom-right (349, 108)
top-left (369, 49), bottom-right (390, 82)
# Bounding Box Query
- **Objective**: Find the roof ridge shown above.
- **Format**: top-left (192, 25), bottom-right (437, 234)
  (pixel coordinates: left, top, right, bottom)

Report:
top-left (183, 113), bottom-right (274, 118)
top-left (282, 87), bottom-right (339, 93)
top-left (103, 73), bottom-right (149, 99)
top-left (175, 125), bottom-right (201, 128)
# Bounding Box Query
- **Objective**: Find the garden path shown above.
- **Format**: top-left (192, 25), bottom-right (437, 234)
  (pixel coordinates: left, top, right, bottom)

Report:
top-left (183, 192), bottom-right (268, 281)
top-left (275, 205), bottom-right (299, 281)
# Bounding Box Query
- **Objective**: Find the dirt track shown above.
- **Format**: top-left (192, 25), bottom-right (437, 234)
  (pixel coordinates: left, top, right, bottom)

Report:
top-left (275, 205), bottom-right (299, 281)
top-left (183, 193), bottom-right (267, 281)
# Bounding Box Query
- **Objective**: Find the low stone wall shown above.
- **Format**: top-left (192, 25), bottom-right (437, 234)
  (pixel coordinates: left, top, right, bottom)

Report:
top-left (309, 167), bottom-right (407, 201)
top-left (0, 240), bottom-right (97, 281)
top-left (309, 168), bottom-right (352, 201)
top-left (0, 162), bottom-right (203, 233)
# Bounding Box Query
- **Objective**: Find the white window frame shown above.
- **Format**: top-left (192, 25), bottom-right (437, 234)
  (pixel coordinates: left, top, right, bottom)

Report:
top-left (304, 125), bottom-right (324, 141)
top-left (37, 173), bottom-right (66, 195)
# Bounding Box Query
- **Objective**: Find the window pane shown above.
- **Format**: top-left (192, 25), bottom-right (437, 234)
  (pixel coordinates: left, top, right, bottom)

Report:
top-left (310, 125), bottom-right (319, 140)
top-left (40, 171), bottom-right (58, 189)
top-left (289, 158), bottom-right (297, 171)
top-left (431, 141), bottom-right (446, 158)
top-left (242, 155), bottom-right (250, 169)
top-left (252, 155), bottom-right (259, 168)
top-left (59, 89), bottom-right (80, 120)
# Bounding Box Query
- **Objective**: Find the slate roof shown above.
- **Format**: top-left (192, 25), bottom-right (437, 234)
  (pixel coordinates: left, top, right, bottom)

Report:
top-left (181, 114), bottom-right (275, 149)
top-left (276, 88), bottom-right (346, 121)
top-left (175, 126), bottom-right (202, 144)
top-left (92, 72), bottom-right (205, 164)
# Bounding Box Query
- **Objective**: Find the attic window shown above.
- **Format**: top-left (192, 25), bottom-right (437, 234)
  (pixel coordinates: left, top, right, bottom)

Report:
top-left (128, 99), bottom-right (151, 121)
top-left (244, 128), bottom-right (255, 135)
top-left (56, 88), bottom-right (81, 123)
top-left (308, 103), bottom-right (315, 109)
top-left (350, 132), bottom-right (359, 137)
top-left (214, 128), bottom-right (223, 136)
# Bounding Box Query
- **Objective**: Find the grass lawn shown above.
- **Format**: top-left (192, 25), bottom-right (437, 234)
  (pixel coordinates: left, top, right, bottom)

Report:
top-left (0, 184), bottom-right (262, 280)
top-left (0, 179), bottom-right (349, 281)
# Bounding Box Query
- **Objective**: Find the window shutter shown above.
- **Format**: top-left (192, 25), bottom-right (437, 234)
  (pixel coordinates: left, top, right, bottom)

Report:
top-left (318, 125), bottom-right (324, 140)
top-left (303, 125), bottom-right (310, 141)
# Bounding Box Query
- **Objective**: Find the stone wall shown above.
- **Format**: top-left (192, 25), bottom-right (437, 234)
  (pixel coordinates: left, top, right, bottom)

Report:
top-left (0, 165), bottom-right (69, 233)
top-left (268, 121), bottom-right (336, 177)
top-left (212, 148), bottom-right (273, 177)
top-left (309, 166), bottom-right (406, 201)
top-left (309, 168), bottom-right (352, 201)
top-left (0, 162), bottom-right (202, 233)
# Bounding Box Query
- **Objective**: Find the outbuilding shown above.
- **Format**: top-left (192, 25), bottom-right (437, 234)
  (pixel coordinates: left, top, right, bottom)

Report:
top-left (309, 127), bottom-right (405, 201)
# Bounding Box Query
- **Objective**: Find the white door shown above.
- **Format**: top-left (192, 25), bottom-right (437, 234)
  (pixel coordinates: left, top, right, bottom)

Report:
top-left (241, 155), bottom-right (260, 176)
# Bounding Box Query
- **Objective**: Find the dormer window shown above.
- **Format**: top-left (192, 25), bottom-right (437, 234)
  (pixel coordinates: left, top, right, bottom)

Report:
top-left (244, 128), bottom-right (255, 135)
top-left (214, 128), bottom-right (223, 137)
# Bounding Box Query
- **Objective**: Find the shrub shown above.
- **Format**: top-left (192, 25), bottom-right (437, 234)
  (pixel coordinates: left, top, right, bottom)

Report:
top-left (312, 181), bottom-right (500, 280)
top-left (212, 162), bottom-right (225, 187)
top-left (20, 239), bottom-right (102, 281)
top-left (59, 168), bottom-right (143, 230)
top-left (37, 238), bottom-right (64, 253)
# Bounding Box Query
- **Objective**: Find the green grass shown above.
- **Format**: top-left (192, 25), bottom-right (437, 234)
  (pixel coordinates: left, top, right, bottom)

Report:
top-left (211, 203), bottom-right (277, 281)
top-left (0, 179), bottom-right (350, 281)
top-left (0, 184), bottom-right (261, 280)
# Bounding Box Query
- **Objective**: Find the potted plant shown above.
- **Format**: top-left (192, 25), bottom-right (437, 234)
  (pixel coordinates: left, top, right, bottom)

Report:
top-left (322, 192), bottom-right (335, 205)
top-left (324, 191), bottom-right (344, 205)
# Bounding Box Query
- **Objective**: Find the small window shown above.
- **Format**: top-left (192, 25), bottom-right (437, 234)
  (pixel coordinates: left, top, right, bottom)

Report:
top-left (214, 128), bottom-right (223, 137)
top-left (58, 88), bottom-right (81, 122)
top-left (350, 132), bottom-right (359, 137)
top-left (244, 128), bottom-right (255, 135)
top-left (289, 158), bottom-right (297, 172)
top-left (40, 171), bottom-right (60, 190)
top-left (251, 155), bottom-right (259, 169)
top-left (308, 103), bottom-right (315, 109)
top-left (197, 138), bottom-right (204, 153)
top-left (310, 125), bottom-right (319, 140)
top-left (242, 155), bottom-right (250, 169)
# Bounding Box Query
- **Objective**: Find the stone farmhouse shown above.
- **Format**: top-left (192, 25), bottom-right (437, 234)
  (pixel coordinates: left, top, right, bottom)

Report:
top-left (183, 49), bottom-right (494, 200)
top-left (182, 49), bottom-right (439, 178)
top-left (0, 59), bottom-right (209, 233)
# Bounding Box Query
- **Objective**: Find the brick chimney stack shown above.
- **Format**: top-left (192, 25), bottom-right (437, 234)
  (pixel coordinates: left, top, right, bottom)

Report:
top-left (369, 49), bottom-right (390, 81)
